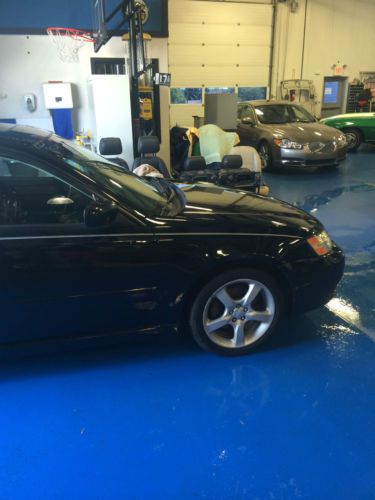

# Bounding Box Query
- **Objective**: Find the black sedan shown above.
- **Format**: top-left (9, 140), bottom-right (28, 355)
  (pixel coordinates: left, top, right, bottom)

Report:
top-left (0, 125), bottom-right (344, 355)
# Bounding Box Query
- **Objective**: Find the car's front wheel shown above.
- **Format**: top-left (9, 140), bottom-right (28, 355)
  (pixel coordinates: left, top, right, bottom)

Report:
top-left (189, 269), bottom-right (282, 356)
top-left (257, 141), bottom-right (273, 170)
top-left (343, 128), bottom-right (362, 152)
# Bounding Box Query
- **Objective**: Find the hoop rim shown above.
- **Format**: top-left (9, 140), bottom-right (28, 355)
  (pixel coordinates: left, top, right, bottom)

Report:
top-left (46, 27), bottom-right (94, 42)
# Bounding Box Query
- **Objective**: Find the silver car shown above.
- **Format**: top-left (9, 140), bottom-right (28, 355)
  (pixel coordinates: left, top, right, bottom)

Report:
top-left (237, 101), bottom-right (347, 170)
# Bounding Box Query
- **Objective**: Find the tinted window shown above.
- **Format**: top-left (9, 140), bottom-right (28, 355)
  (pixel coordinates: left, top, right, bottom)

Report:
top-left (34, 137), bottom-right (183, 217)
top-left (0, 157), bottom-right (92, 225)
top-left (289, 105), bottom-right (315, 123)
top-left (254, 104), bottom-right (315, 124)
top-left (238, 105), bottom-right (255, 121)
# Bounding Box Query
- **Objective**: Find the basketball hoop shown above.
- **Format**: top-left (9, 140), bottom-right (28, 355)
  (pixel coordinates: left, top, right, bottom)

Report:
top-left (47, 27), bottom-right (94, 63)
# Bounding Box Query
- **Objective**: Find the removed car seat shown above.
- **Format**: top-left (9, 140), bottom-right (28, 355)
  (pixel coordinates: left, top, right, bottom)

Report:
top-left (179, 156), bottom-right (218, 184)
top-left (132, 136), bottom-right (170, 178)
top-left (218, 155), bottom-right (260, 190)
top-left (99, 137), bottom-right (130, 171)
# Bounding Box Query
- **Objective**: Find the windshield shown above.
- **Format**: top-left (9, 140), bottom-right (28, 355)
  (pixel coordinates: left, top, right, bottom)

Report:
top-left (254, 104), bottom-right (315, 124)
top-left (38, 135), bottom-right (184, 218)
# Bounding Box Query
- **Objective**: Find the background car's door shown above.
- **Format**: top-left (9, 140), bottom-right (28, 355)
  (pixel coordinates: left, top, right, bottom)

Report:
top-left (0, 154), bottom-right (161, 344)
top-left (237, 105), bottom-right (260, 147)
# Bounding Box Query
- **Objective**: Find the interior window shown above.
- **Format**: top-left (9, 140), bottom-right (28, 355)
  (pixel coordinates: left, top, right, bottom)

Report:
top-left (0, 157), bottom-right (93, 225)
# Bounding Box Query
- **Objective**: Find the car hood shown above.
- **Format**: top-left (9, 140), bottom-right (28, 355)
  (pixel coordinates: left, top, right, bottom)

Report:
top-left (262, 122), bottom-right (343, 142)
top-left (154, 183), bottom-right (323, 239)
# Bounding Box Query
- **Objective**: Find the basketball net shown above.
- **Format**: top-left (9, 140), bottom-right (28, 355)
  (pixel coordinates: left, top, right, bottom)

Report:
top-left (47, 27), bottom-right (94, 63)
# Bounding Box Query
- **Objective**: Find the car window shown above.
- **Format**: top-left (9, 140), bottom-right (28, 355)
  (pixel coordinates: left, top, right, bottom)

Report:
top-left (239, 105), bottom-right (255, 121)
top-left (0, 156), bottom-right (93, 225)
top-left (254, 105), bottom-right (290, 124)
top-left (35, 137), bottom-right (184, 218)
top-left (289, 105), bottom-right (315, 123)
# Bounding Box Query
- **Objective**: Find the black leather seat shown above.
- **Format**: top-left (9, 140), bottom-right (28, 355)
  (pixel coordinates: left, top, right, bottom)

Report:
top-left (99, 137), bottom-right (129, 171)
top-left (218, 155), bottom-right (258, 189)
top-left (179, 156), bottom-right (218, 184)
top-left (132, 136), bottom-right (170, 178)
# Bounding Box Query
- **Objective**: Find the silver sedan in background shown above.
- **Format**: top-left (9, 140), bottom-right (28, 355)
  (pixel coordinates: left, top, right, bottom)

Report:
top-left (237, 101), bottom-right (347, 170)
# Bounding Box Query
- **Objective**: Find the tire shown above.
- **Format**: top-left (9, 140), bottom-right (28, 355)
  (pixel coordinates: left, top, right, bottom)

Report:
top-left (189, 268), bottom-right (283, 356)
top-left (344, 128), bottom-right (362, 152)
top-left (257, 141), bottom-right (273, 170)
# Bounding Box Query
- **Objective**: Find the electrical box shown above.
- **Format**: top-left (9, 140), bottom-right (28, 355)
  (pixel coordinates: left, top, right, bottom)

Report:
top-left (42, 82), bottom-right (73, 109)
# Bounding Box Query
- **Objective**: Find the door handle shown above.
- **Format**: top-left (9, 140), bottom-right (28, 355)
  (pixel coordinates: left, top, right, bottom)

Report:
top-left (47, 196), bottom-right (74, 205)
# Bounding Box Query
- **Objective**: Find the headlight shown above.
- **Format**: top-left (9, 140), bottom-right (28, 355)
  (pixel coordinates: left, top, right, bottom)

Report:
top-left (337, 134), bottom-right (347, 145)
top-left (273, 138), bottom-right (304, 150)
top-left (307, 230), bottom-right (333, 256)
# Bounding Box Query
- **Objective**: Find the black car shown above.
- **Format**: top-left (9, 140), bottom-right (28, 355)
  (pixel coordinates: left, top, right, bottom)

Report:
top-left (0, 125), bottom-right (345, 356)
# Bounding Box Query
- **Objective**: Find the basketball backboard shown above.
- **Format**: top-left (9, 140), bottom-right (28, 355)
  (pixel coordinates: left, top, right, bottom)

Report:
top-left (92, 0), bottom-right (129, 52)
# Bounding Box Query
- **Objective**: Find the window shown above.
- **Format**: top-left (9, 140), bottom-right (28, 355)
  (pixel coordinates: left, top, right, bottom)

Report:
top-left (205, 87), bottom-right (235, 95)
top-left (238, 87), bottom-right (267, 102)
top-left (0, 157), bottom-right (93, 225)
top-left (289, 105), bottom-right (315, 123)
top-left (238, 105), bottom-right (256, 122)
top-left (254, 105), bottom-right (290, 124)
top-left (170, 88), bottom-right (202, 104)
top-left (91, 58), bottom-right (126, 75)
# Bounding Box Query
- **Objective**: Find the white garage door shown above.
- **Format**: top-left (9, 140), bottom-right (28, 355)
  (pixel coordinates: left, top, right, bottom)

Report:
top-left (169, 0), bottom-right (274, 127)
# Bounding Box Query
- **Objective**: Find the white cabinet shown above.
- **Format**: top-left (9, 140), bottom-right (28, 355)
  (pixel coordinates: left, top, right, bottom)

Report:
top-left (87, 75), bottom-right (134, 164)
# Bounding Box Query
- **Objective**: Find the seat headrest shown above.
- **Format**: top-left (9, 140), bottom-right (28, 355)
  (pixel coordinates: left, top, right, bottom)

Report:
top-left (184, 156), bottom-right (206, 171)
top-left (222, 155), bottom-right (243, 169)
top-left (99, 137), bottom-right (123, 156)
top-left (138, 136), bottom-right (160, 154)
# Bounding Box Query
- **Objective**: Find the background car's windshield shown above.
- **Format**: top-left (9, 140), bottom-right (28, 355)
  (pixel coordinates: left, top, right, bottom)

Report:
top-left (254, 104), bottom-right (315, 124)
top-left (41, 135), bottom-right (182, 218)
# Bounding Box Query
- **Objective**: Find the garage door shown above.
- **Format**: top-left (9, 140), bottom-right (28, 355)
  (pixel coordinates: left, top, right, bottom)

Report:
top-left (169, 0), bottom-right (274, 127)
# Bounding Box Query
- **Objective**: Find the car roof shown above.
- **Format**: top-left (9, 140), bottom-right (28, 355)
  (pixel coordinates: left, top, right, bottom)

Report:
top-left (0, 124), bottom-right (54, 151)
top-left (0, 123), bottom-right (52, 141)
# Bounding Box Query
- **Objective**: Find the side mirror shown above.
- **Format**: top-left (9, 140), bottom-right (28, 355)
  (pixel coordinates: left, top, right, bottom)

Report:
top-left (47, 196), bottom-right (74, 205)
top-left (241, 117), bottom-right (255, 126)
top-left (84, 201), bottom-right (119, 227)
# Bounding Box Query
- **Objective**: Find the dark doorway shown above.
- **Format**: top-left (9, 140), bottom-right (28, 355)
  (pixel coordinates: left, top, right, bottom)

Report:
top-left (91, 58), bottom-right (126, 75)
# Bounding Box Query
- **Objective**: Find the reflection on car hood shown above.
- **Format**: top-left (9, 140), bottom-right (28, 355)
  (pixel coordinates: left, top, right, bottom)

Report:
top-left (156, 183), bottom-right (323, 238)
top-left (262, 122), bottom-right (343, 142)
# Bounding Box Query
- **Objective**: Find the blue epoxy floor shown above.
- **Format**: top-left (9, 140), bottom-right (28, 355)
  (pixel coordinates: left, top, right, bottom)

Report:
top-left (1, 149), bottom-right (375, 499)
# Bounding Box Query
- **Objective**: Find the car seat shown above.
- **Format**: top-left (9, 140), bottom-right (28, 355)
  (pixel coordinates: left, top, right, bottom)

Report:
top-left (179, 156), bottom-right (218, 184)
top-left (99, 137), bottom-right (130, 171)
top-left (132, 136), bottom-right (170, 178)
top-left (218, 155), bottom-right (260, 190)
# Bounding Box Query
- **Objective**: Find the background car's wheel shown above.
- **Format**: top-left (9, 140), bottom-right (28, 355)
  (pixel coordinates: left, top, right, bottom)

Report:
top-left (257, 141), bottom-right (273, 170)
top-left (189, 268), bottom-right (283, 356)
top-left (343, 128), bottom-right (362, 152)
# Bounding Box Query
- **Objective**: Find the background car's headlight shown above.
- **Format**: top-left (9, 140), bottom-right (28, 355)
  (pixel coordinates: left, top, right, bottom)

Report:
top-left (307, 230), bottom-right (333, 256)
top-left (273, 138), bottom-right (304, 150)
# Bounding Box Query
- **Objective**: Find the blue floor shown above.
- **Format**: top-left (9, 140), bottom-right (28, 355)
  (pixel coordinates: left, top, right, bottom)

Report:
top-left (1, 149), bottom-right (375, 499)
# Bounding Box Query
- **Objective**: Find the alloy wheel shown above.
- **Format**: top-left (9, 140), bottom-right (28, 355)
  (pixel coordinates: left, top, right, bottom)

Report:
top-left (202, 278), bottom-right (275, 349)
top-left (258, 143), bottom-right (271, 169)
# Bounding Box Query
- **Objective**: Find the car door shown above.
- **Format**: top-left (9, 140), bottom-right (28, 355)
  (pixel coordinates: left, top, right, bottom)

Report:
top-left (0, 153), bottom-right (161, 344)
top-left (237, 105), bottom-right (259, 147)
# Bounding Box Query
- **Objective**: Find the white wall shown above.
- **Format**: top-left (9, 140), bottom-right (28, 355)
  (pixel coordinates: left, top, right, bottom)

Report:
top-left (272, 0), bottom-right (375, 115)
top-left (0, 34), bottom-right (170, 165)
